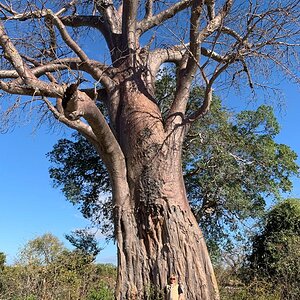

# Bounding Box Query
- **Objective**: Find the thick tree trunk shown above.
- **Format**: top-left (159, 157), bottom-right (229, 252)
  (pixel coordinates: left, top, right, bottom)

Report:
top-left (113, 81), bottom-right (219, 299)
top-left (115, 192), bottom-right (219, 300)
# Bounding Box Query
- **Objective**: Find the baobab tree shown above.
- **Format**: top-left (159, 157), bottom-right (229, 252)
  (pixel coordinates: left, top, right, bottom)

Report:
top-left (0, 0), bottom-right (299, 299)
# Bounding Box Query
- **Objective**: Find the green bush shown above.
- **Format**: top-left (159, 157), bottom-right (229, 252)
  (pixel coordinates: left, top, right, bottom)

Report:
top-left (244, 198), bottom-right (300, 299)
top-left (220, 278), bottom-right (281, 300)
top-left (87, 281), bottom-right (114, 300)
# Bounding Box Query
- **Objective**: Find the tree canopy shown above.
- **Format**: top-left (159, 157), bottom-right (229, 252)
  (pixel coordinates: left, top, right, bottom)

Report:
top-left (16, 233), bottom-right (65, 266)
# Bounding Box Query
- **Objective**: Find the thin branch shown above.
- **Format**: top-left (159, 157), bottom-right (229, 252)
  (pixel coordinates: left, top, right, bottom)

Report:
top-left (162, 0), bottom-right (233, 130)
top-left (0, 0), bottom-right (77, 20)
top-left (167, 0), bottom-right (203, 120)
top-left (0, 21), bottom-right (35, 82)
top-left (45, 16), bottom-right (57, 59)
top-left (138, 0), bottom-right (192, 34)
top-left (0, 79), bottom-right (63, 97)
top-left (205, 0), bottom-right (215, 20)
top-left (60, 15), bottom-right (108, 38)
top-left (1, 8), bottom-right (49, 21)
top-left (0, 57), bottom-right (113, 85)
top-left (55, 0), bottom-right (78, 16)
top-left (49, 12), bottom-right (90, 62)
top-left (47, 11), bottom-right (113, 87)
top-left (0, 21), bottom-right (64, 97)
top-left (0, 2), bottom-right (18, 15)
top-left (187, 60), bottom-right (232, 122)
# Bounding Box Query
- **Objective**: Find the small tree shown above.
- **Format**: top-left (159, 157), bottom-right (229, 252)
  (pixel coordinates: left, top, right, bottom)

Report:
top-left (17, 233), bottom-right (65, 266)
top-left (0, 234), bottom-right (116, 300)
top-left (65, 229), bottom-right (102, 258)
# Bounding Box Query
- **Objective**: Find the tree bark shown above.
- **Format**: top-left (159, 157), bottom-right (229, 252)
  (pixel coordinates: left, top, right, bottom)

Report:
top-left (112, 80), bottom-right (219, 299)
top-left (115, 192), bottom-right (219, 300)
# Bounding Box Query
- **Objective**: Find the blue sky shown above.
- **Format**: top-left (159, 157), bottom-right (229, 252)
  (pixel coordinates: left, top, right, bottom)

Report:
top-left (0, 81), bottom-right (299, 265)
top-left (0, 125), bottom-right (117, 265)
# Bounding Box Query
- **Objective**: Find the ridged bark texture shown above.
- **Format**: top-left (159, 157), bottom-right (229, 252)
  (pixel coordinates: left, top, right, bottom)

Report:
top-left (113, 81), bottom-right (219, 299)
top-left (115, 202), bottom-right (219, 299)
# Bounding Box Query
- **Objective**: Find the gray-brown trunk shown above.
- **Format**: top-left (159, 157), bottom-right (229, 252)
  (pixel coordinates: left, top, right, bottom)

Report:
top-left (112, 81), bottom-right (219, 299)
top-left (115, 200), bottom-right (219, 299)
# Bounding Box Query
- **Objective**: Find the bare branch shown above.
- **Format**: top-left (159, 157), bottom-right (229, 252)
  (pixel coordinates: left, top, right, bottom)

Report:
top-left (55, 0), bottom-right (78, 16)
top-left (162, 0), bottom-right (233, 131)
top-left (94, 0), bottom-right (122, 34)
top-left (45, 15), bottom-right (57, 59)
top-left (0, 0), bottom-right (78, 20)
top-left (47, 11), bottom-right (113, 87)
top-left (145, 0), bottom-right (154, 19)
top-left (198, 0), bottom-right (233, 42)
top-left (0, 2), bottom-right (18, 16)
top-left (148, 44), bottom-right (233, 78)
top-left (0, 21), bottom-right (35, 82)
top-left (166, 0), bottom-right (204, 123)
top-left (0, 79), bottom-right (63, 97)
top-left (49, 12), bottom-right (90, 62)
top-left (43, 96), bottom-right (98, 142)
top-left (54, 88), bottom-right (129, 205)
top-left (139, 0), bottom-right (192, 34)
top-left (187, 86), bottom-right (213, 122)
top-left (0, 20), bottom-right (64, 97)
top-left (60, 15), bottom-right (108, 38)
top-left (0, 57), bottom-right (113, 87)
top-left (205, 0), bottom-right (215, 20)
top-left (187, 60), bottom-right (232, 122)
top-left (121, 0), bottom-right (139, 54)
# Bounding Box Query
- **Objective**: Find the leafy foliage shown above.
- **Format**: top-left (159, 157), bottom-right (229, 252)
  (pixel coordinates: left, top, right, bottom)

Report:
top-left (248, 198), bottom-right (300, 274)
top-left (246, 198), bottom-right (300, 299)
top-left (0, 235), bottom-right (116, 300)
top-left (47, 137), bottom-right (113, 236)
top-left (17, 233), bottom-right (65, 266)
top-left (47, 68), bottom-right (299, 250)
top-left (185, 101), bottom-right (298, 249)
top-left (65, 229), bottom-right (102, 257)
top-left (0, 252), bottom-right (5, 272)
top-left (87, 281), bottom-right (114, 300)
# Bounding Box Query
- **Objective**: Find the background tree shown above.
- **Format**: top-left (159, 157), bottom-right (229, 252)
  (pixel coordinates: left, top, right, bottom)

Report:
top-left (0, 1), bottom-right (299, 299)
top-left (17, 233), bottom-right (64, 266)
top-left (0, 253), bottom-right (5, 272)
top-left (246, 198), bottom-right (300, 299)
top-left (0, 234), bottom-right (116, 300)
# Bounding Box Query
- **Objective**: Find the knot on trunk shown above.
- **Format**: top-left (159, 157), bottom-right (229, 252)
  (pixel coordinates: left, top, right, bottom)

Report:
top-left (59, 81), bottom-right (89, 120)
